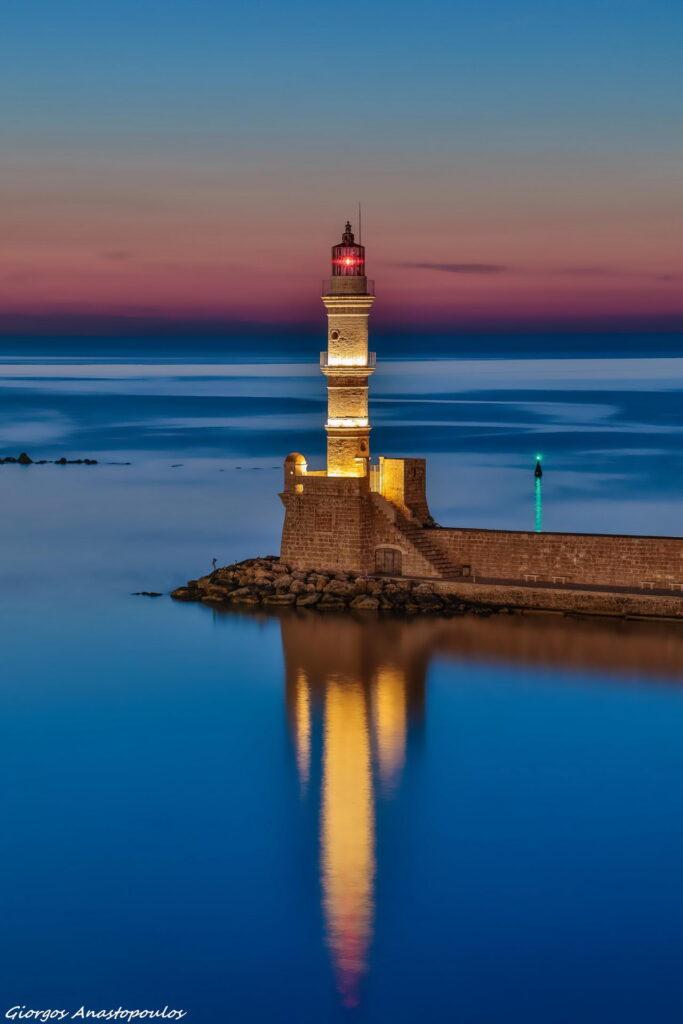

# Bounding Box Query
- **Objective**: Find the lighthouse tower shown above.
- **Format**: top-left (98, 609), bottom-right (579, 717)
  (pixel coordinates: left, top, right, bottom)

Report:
top-left (280, 220), bottom-right (436, 577)
top-left (321, 222), bottom-right (376, 477)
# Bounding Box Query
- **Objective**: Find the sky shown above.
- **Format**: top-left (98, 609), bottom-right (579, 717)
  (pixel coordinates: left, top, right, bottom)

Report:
top-left (1, 0), bottom-right (682, 334)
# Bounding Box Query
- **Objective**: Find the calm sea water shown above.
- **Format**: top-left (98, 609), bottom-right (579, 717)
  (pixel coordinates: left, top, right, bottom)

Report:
top-left (2, 342), bottom-right (683, 1022)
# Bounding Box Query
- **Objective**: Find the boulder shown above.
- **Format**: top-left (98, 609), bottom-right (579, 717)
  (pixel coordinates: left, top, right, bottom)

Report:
top-left (274, 573), bottom-right (293, 590)
top-left (289, 579), bottom-right (306, 595)
top-left (413, 582), bottom-right (435, 596)
top-left (17, 452), bottom-right (33, 464)
top-left (171, 587), bottom-right (198, 602)
top-left (350, 595), bottom-right (380, 611)
top-left (229, 587), bottom-right (261, 604)
top-left (202, 585), bottom-right (232, 602)
top-left (318, 594), bottom-right (347, 610)
top-left (324, 579), bottom-right (356, 598)
top-left (263, 592), bottom-right (297, 605)
top-left (296, 591), bottom-right (322, 607)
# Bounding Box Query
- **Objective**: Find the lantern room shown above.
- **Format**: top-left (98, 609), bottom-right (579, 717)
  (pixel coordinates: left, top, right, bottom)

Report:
top-left (331, 221), bottom-right (365, 277)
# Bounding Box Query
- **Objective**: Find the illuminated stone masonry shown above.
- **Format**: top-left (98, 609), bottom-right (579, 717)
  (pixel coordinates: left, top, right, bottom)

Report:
top-left (278, 221), bottom-right (683, 608)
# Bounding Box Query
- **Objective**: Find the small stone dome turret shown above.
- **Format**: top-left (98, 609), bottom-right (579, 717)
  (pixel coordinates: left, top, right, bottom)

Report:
top-left (283, 452), bottom-right (307, 491)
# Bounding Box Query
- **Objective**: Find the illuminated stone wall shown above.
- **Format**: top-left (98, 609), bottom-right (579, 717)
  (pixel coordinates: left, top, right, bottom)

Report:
top-left (430, 527), bottom-right (683, 589)
top-left (280, 455), bottom-right (683, 590)
top-left (327, 379), bottom-right (368, 421)
top-left (378, 458), bottom-right (430, 524)
top-left (280, 475), bottom-right (374, 571)
top-left (321, 292), bottom-right (374, 476)
top-left (323, 296), bottom-right (374, 365)
top-left (326, 433), bottom-right (370, 478)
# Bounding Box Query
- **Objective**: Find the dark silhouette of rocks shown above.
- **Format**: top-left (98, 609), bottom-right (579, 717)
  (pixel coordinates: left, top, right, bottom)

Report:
top-left (132, 591), bottom-right (163, 597)
top-left (0, 452), bottom-right (99, 465)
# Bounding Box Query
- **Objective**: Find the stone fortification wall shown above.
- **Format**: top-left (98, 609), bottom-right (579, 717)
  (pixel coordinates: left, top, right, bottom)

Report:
top-left (280, 474), bottom-right (373, 572)
top-left (431, 527), bottom-right (683, 589)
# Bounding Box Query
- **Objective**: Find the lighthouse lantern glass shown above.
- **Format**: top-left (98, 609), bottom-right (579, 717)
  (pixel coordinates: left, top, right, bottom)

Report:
top-left (331, 222), bottom-right (365, 277)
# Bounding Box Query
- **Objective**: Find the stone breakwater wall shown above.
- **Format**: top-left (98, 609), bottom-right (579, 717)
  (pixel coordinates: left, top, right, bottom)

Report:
top-left (171, 557), bottom-right (683, 619)
top-left (432, 527), bottom-right (683, 590)
top-left (172, 557), bottom-right (481, 615)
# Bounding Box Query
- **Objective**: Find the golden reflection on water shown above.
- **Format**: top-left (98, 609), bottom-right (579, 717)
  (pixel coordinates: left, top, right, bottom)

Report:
top-left (321, 678), bottom-right (374, 1006)
top-left (283, 615), bottom-right (427, 1006)
top-left (374, 666), bottom-right (407, 793)
top-left (279, 607), bottom-right (683, 1006)
top-left (294, 670), bottom-right (311, 792)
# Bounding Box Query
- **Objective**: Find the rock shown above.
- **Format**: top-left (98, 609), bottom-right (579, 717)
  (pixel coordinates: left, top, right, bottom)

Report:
top-left (274, 573), bottom-right (293, 589)
top-left (17, 452), bottom-right (33, 464)
top-left (55, 458), bottom-right (68, 465)
top-left (202, 585), bottom-right (233, 601)
top-left (318, 594), bottom-right (347, 610)
top-left (171, 557), bottom-right (495, 621)
top-left (132, 591), bottom-right (163, 597)
top-left (229, 587), bottom-right (261, 604)
top-left (263, 592), bottom-right (297, 605)
top-left (413, 582), bottom-right (435, 596)
top-left (324, 579), bottom-right (356, 597)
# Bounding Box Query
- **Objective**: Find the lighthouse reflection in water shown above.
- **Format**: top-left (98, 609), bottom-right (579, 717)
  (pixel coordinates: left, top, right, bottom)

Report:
top-left (283, 614), bottom-right (425, 1006)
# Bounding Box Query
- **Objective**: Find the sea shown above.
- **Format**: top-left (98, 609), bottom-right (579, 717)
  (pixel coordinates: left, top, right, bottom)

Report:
top-left (1, 333), bottom-right (683, 1023)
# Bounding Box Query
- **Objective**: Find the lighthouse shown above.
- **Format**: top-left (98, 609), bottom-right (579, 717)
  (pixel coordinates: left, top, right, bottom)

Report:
top-left (280, 221), bottom-right (441, 577)
top-left (321, 222), bottom-right (376, 477)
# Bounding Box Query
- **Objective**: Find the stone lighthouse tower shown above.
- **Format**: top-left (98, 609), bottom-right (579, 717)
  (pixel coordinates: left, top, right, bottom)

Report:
top-left (321, 222), bottom-right (376, 477)
top-left (280, 220), bottom-right (437, 577)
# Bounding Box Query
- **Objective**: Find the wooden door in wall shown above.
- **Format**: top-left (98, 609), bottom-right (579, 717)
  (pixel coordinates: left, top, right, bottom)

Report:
top-left (375, 547), bottom-right (402, 575)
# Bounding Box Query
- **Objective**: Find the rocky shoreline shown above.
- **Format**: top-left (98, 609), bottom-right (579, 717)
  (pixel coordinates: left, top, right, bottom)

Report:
top-left (171, 556), bottom-right (499, 616)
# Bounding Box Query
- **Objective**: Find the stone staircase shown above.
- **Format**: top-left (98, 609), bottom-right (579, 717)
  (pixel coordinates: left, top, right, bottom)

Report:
top-left (371, 492), bottom-right (462, 578)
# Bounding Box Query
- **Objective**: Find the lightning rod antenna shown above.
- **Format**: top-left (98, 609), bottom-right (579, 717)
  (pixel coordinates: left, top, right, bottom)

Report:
top-left (358, 201), bottom-right (362, 245)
